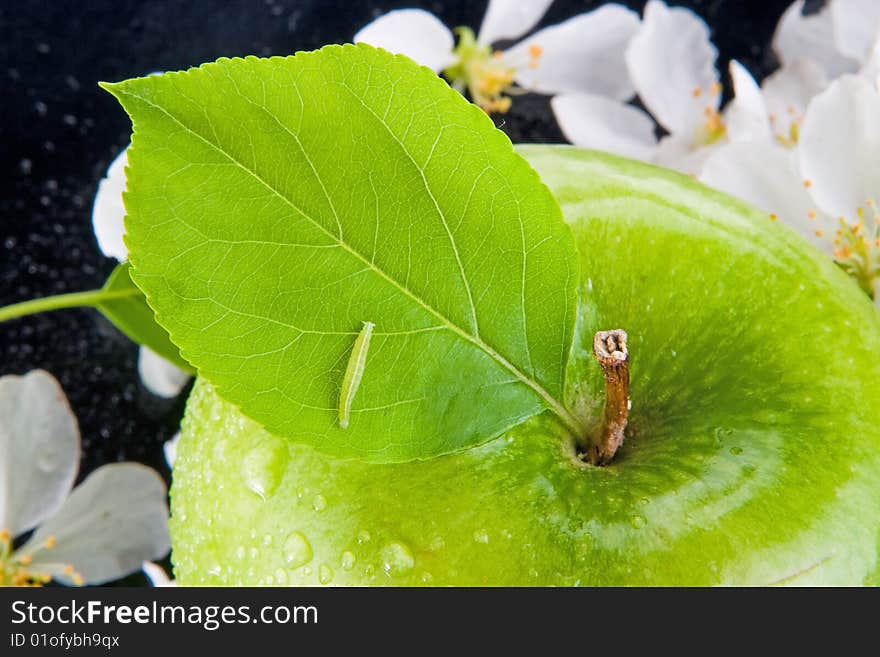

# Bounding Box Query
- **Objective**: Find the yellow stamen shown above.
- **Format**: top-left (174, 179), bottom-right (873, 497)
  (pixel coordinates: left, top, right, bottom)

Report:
top-left (44, 536), bottom-right (57, 549)
top-left (72, 573), bottom-right (84, 586)
top-left (769, 213), bottom-right (778, 221)
top-left (18, 554), bottom-right (32, 566)
top-left (527, 44), bottom-right (543, 70)
top-left (710, 82), bottom-right (722, 95)
top-left (63, 564), bottom-right (75, 575)
top-left (808, 210), bottom-right (817, 219)
top-left (803, 179), bottom-right (813, 188)
top-left (692, 87), bottom-right (702, 98)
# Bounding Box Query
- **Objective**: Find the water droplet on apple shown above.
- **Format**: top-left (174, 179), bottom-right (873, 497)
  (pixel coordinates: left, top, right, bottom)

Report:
top-left (240, 438), bottom-right (287, 500)
top-left (341, 551), bottom-right (356, 571)
top-left (312, 494), bottom-right (327, 512)
top-left (262, 534), bottom-right (273, 546)
top-left (234, 546), bottom-right (246, 560)
top-left (274, 568), bottom-right (289, 585)
top-left (380, 542), bottom-right (415, 576)
top-left (473, 529), bottom-right (489, 544)
top-left (282, 531), bottom-right (313, 569)
top-left (420, 571), bottom-right (434, 584)
top-left (248, 547), bottom-right (259, 559)
top-left (357, 530), bottom-right (371, 545)
top-left (629, 515), bottom-right (647, 529)
top-left (319, 563), bottom-right (334, 584)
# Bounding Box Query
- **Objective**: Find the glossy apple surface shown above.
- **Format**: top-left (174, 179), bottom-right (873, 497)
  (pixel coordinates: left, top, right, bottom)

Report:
top-left (169, 147), bottom-right (880, 585)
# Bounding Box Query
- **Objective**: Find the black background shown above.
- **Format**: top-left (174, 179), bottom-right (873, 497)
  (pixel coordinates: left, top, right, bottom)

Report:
top-left (2, 0), bottom-right (801, 583)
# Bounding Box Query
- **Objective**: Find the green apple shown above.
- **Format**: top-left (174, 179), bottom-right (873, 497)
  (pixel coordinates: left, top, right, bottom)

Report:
top-left (169, 147), bottom-right (880, 586)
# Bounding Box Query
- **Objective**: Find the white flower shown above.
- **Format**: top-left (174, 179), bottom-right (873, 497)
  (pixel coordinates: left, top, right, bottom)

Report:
top-left (142, 560), bottom-right (175, 587)
top-left (354, 1), bottom-right (639, 113)
top-left (551, 0), bottom-right (727, 175)
top-left (829, 0), bottom-right (880, 67)
top-left (719, 54), bottom-right (829, 150)
top-left (701, 75), bottom-right (880, 303)
top-left (141, 431), bottom-right (180, 587)
top-left (92, 148), bottom-right (191, 398)
top-left (0, 370), bottom-right (170, 586)
top-left (773, 0), bottom-right (859, 79)
top-left (163, 431), bottom-right (180, 469)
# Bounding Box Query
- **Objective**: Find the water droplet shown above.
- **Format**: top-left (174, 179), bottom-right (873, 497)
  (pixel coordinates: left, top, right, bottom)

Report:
top-left (248, 547), bottom-right (259, 559)
top-left (380, 542), bottom-right (415, 576)
top-left (303, 566), bottom-right (313, 576)
top-left (262, 534), bottom-right (273, 546)
top-left (319, 563), bottom-right (334, 585)
top-left (730, 446), bottom-right (743, 456)
top-left (472, 529), bottom-right (489, 544)
top-left (282, 532), bottom-right (313, 569)
top-left (429, 536), bottom-right (445, 551)
top-left (240, 438), bottom-right (288, 500)
top-left (234, 546), bottom-right (246, 560)
top-left (274, 568), bottom-right (289, 585)
top-left (629, 515), bottom-right (647, 529)
top-left (420, 571), bottom-right (434, 584)
top-left (638, 497), bottom-right (650, 506)
top-left (341, 551), bottom-right (356, 571)
top-left (312, 494), bottom-right (327, 512)
top-left (356, 530), bottom-right (371, 545)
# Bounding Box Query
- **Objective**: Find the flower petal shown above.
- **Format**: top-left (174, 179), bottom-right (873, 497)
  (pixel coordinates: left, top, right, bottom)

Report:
top-left (700, 142), bottom-right (832, 252)
top-left (625, 0), bottom-right (719, 136)
top-left (353, 9), bottom-right (454, 72)
top-left (551, 93), bottom-right (657, 160)
top-left (0, 371), bottom-right (79, 537)
top-left (830, 0), bottom-right (880, 62)
top-left (138, 346), bottom-right (191, 398)
top-left (143, 561), bottom-right (175, 587)
top-left (860, 38), bottom-right (880, 85)
top-left (477, 0), bottom-right (554, 45)
top-left (163, 432), bottom-right (180, 469)
top-left (508, 5), bottom-right (640, 99)
top-left (21, 463), bottom-right (170, 585)
top-left (724, 60), bottom-right (772, 144)
top-left (773, 0), bottom-right (858, 78)
top-left (761, 57), bottom-right (828, 143)
top-left (798, 75), bottom-right (880, 221)
top-left (91, 148), bottom-right (129, 261)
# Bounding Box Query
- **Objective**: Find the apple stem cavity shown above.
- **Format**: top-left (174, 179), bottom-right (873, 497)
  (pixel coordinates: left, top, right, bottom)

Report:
top-left (582, 329), bottom-right (630, 466)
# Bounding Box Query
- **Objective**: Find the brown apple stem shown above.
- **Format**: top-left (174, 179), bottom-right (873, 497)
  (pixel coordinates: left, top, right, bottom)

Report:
top-left (583, 329), bottom-right (630, 466)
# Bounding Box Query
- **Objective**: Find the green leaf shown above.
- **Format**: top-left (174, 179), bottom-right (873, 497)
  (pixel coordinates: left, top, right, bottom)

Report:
top-left (98, 263), bottom-right (193, 372)
top-left (102, 44), bottom-right (580, 462)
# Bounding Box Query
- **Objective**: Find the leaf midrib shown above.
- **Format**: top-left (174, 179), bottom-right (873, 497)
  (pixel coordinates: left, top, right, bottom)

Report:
top-left (115, 84), bottom-right (585, 438)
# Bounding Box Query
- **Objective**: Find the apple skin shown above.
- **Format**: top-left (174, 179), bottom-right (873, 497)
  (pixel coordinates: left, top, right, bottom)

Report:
top-left (169, 147), bottom-right (880, 585)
